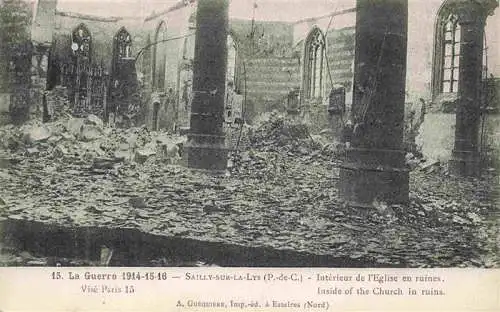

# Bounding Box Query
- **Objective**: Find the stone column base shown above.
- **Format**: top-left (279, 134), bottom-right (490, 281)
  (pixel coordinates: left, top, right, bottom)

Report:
top-left (339, 148), bottom-right (409, 207)
top-left (449, 150), bottom-right (480, 177)
top-left (328, 113), bottom-right (344, 142)
top-left (184, 133), bottom-right (228, 172)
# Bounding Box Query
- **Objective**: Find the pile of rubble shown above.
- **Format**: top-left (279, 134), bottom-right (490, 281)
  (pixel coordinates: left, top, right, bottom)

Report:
top-left (249, 111), bottom-right (311, 149)
top-left (227, 111), bottom-right (344, 175)
top-left (0, 113), bottom-right (498, 268)
top-left (0, 114), bottom-right (185, 171)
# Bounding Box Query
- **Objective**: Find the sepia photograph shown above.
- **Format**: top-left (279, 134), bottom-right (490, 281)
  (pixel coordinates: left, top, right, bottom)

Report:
top-left (0, 0), bottom-right (499, 271)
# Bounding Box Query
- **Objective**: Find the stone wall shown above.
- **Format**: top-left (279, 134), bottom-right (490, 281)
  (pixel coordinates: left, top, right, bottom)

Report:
top-left (405, 0), bottom-right (500, 168)
top-left (309, 26), bottom-right (355, 134)
top-left (36, 7), bottom-right (147, 122)
top-left (230, 19), bottom-right (295, 59)
top-left (292, 0), bottom-right (500, 164)
top-left (293, 7), bottom-right (356, 104)
top-left (140, 2), bottom-right (193, 131)
top-left (229, 19), bottom-right (301, 123)
top-left (140, 10), bottom-right (303, 129)
top-left (241, 57), bottom-right (301, 122)
top-left (416, 112), bottom-right (500, 168)
top-left (325, 27), bottom-right (355, 93)
top-left (23, 0), bottom-right (500, 168)
top-left (50, 13), bottom-right (145, 72)
top-left (292, 9), bottom-right (356, 134)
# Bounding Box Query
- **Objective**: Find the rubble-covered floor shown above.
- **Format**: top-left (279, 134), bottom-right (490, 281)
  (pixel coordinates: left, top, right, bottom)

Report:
top-left (0, 114), bottom-right (498, 267)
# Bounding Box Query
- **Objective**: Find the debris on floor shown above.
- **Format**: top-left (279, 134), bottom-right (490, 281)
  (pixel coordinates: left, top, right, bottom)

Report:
top-left (0, 112), bottom-right (498, 268)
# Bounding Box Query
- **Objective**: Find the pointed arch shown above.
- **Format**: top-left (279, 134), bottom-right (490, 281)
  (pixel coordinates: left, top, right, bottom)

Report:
top-left (152, 20), bottom-right (167, 90)
top-left (226, 34), bottom-right (238, 88)
top-left (302, 27), bottom-right (326, 100)
top-left (431, 0), bottom-right (491, 98)
top-left (71, 23), bottom-right (92, 59)
top-left (115, 27), bottom-right (132, 59)
top-left (432, 1), bottom-right (461, 96)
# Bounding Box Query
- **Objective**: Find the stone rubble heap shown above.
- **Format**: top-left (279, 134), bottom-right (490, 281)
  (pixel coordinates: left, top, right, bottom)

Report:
top-left (0, 112), bottom-right (498, 268)
top-left (0, 114), bottom-right (186, 170)
top-left (228, 111), bottom-right (344, 176)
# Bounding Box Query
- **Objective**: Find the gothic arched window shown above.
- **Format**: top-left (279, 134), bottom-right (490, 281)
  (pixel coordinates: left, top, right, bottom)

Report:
top-left (303, 27), bottom-right (325, 100)
top-left (115, 27), bottom-right (132, 59)
top-left (152, 21), bottom-right (167, 90)
top-left (440, 14), bottom-right (461, 93)
top-left (227, 35), bottom-right (238, 86)
top-left (432, 2), bottom-right (492, 99)
top-left (71, 23), bottom-right (91, 59)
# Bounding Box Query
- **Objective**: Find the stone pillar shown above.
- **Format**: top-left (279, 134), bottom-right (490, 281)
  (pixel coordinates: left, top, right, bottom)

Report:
top-left (449, 0), bottom-right (498, 176)
top-left (184, 0), bottom-right (228, 171)
top-left (31, 44), bottom-right (51, 121)
top-left (327, 85), bottom-right (346, 143)
top-left (0, 38), bottom-right (10, 125)
top-left (339, 0), bottom-right (409, 207)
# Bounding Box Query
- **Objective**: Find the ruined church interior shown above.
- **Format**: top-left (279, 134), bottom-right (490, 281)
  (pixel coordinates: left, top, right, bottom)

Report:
top-left (0, 0), bottom-right (498, 268)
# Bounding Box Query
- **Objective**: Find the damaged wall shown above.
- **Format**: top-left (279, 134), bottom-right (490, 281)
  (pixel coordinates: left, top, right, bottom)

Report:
top-left (292, 8), bottom-right (356, 134)
top-left (50, 13), bottom-right (144, 73)
top-left (15, 0), bottom-right (500, 170)
top-left (30, 0), bottom-right (147, 123)
top-left (292, 0), bottom-right (499, 106)
top-left (293, 0), bottom-right (500, 165)
top-left (230, 19), bottom-right (301, 122)
top-left (141, 5), bottom-right (303, 130)
top-left (49, 12), bottom-right (146, 121)
top-left (140, 2), bottom-right (194, 132)
top-left (408, 0), bottom-right (500, 166)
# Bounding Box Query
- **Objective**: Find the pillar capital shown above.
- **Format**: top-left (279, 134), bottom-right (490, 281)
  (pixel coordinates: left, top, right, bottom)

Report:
top-left (449, 0), bottom-right (498, 25)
